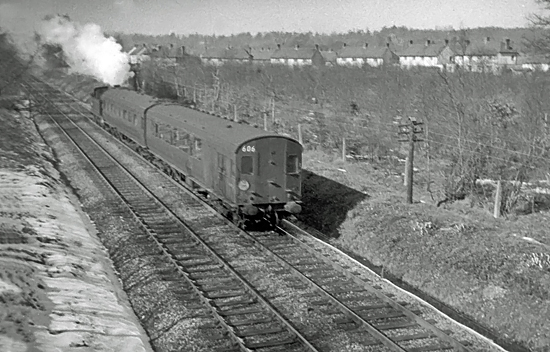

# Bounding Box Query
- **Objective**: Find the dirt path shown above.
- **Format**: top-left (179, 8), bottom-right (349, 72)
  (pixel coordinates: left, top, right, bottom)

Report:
top-left (0, 106), bottom-right (153, 352)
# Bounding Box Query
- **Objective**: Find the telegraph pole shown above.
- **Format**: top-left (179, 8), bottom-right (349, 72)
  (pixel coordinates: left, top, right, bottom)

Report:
top-left (398, 117), bottom-right (424, 204)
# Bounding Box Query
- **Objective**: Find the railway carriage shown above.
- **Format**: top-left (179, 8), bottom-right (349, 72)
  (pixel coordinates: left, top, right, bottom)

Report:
top-left (91, 86), bottom-right (302, 227)
top-left (94, 88), bottom-right (156, 145)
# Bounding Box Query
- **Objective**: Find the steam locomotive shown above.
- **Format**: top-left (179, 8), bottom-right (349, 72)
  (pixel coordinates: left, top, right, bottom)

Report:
top-left (90, 86), bottom-right (302, 228)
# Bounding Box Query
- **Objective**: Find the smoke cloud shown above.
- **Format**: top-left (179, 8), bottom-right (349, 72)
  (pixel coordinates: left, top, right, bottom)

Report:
top-left (38, 15), bottom-right (130, 86)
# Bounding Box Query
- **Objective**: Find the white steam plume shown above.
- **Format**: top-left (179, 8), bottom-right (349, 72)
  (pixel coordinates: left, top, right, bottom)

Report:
top-left (38, 15), bottom-right (130, 86)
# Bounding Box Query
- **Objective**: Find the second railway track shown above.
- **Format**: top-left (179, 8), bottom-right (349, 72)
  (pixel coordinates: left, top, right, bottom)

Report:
top-left (21, 76), bottom-right (506, 352)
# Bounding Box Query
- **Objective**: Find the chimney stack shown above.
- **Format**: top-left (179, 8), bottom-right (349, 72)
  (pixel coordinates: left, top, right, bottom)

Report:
top-left (409, 40), bottom-right (413, 45)
top-left (364, 42), bottom-right (369, 49)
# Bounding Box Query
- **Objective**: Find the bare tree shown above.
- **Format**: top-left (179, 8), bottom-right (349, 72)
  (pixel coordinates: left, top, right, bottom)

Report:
top-left (0, 30), bottom-right (40, 96)
top-left (526, 0), bottom-right (550, 56)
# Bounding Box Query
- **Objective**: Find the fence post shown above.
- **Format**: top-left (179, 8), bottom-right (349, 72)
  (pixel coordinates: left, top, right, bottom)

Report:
top-left (174, 77), bottom-right (179, 97)
top-left (234, 104), bottom-right (238, 122)
top-left (404, 157), bottom-right (409, 186)
top-left (342, 137), bottom-right (346, 162)
top-left (264, 113), bottom-right (268, 131)
top-left (298, 124), bottom-right (303, 145)
top-left (271, 98), bottom-right (275, 123)
top-left (193, 86), bottom-right (196, 103)
top-left (494, 180), bottom-right (502, 218)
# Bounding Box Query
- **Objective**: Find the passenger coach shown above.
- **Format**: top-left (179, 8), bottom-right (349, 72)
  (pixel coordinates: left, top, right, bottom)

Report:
top-left (91, 86), bottom-right (302, 227)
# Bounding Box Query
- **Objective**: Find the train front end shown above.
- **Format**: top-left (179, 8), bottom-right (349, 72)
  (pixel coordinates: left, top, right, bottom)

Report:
top-left (235, 135), bottom-right (302, 225)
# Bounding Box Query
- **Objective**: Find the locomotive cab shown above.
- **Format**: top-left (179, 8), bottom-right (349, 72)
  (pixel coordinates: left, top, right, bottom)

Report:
top-left (91, 86), bottom-right (110, 124)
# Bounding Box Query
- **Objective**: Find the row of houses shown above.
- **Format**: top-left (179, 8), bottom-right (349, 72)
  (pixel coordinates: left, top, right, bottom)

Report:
top-left (127, 38), bottom-right (550, 72)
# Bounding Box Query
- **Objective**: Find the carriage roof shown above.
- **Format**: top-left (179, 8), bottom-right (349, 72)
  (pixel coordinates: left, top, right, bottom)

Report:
top-left (147, 103), bottom-right (299, 152)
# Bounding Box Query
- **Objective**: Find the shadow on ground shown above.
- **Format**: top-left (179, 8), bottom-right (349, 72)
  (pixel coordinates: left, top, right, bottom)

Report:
top-left (297, 170), bottom-right (368, 238)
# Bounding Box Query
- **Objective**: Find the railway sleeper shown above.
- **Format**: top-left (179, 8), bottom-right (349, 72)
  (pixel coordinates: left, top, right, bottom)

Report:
top-left (179, 259), bottom-right (215, 267)
top-left (391, 331), bottom-right (438, 342)
top-left (376, 318), bottom-right (436, 330)
top-left (359, 308), bottom-right (422, 321)
top-left (199, 283), bottom-right (243, 291)
top-left (303, 271), bottom-right (336, 279)
top-left (218, 307), bottom-right (265, 317)
top-left (166, 240), bottom-right (200, 248)
top-left (407, 343), bottom-right (454, 352)
top-left (188, 270), bottom-right (227, 279)
top-left (245, 335), bottom-right (297, 349)
top-left (287, 260), bottom-right (323, 267)
top-left (349, 302), bottom-right (393, 311)
top-left (228, 316), bottom-right (273, 327)
top-left (182, 260), bottom-right (217, 268)
top-left (214, 297), bottom-right (256, 307)
top-left (327, 286), bottom-right (368, 294)
top-left (236, 326), bottom-right (285, 338)
top-left (148, 224), bottom-right (183, 232)
top-left (212, 346), bottom-right (241, 352)
top-left (206, 290), bottom-right (247, 299)
top-left (173, 253), bottom-right (207, 261)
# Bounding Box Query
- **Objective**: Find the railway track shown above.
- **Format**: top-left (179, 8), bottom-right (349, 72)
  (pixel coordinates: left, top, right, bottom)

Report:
top-left (20, 76), bottom-right (501, 352)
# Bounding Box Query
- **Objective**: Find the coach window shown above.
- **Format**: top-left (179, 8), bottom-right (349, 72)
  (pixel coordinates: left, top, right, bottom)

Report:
top-left (178, 132), bottom-right (190, 152)
top-left (154, 123), bottom-right (159, 137)
top-left (161, 125), bottom-right (172, 143)
top-left (241, 156), bottom-right (253, 175)
top-left (171, 128), bottom-right (178, 145)
top-left (133, 114), bottom-right (137, 126)
top-left (286, 154), bottom-right (299, 174)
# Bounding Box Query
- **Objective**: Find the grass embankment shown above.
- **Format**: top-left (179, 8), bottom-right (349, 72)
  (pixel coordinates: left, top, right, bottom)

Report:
top-left (45, 71), bottom-right (550, 351)
top-left (302, 150), bottom-right (550, 351)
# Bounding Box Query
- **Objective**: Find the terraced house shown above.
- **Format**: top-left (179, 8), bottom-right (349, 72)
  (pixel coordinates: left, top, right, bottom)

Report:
top-left (270, 45), bottom-right (315, 66)
top-left (336, 43), bottom-right (399, 67)
top-left (452, 38), bottom-right (524, 72)
top-left (398, 40), bottom-right (455, 69)
top-left (452, 38), bottom-right (499, 72)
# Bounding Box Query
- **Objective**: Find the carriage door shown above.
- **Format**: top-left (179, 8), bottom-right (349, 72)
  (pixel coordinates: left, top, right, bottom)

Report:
top-left (285, 142), bottom-right (302, 199)
top-left (217, 152), bottom-right (227, 198)
top-left (266, 138), bottom-right (286, 203)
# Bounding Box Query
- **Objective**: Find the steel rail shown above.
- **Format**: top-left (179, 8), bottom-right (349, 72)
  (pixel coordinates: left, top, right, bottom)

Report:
top-left (23, 78), bottom-right (321, 352)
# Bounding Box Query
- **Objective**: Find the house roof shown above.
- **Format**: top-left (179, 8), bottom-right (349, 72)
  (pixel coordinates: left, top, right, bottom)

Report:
top-left (518, 53), bottom-right (550, 64)
top-left (201, 48), bottom-right (227, 59)
top-left (398, 43), bottom-right (448, 57)
top-left (224, 47), bottom-right (252, 60)
top-left (250, 48), bottom-right (276, 61)
top-left (271, 47), bottom-right (315, 60)
top-left (338, 46), bottom-right (390, 58)
top-left (201, 47), bottom-right (251, 60)
top-left (320, 51), bottom-right (337, 62)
